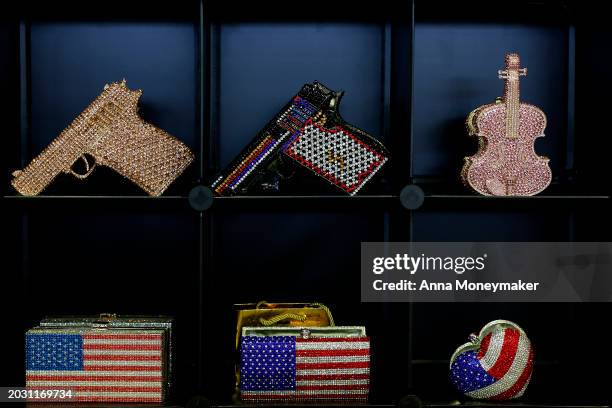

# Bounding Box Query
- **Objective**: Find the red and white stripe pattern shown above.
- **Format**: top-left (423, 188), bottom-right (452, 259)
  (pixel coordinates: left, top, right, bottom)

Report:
top-left (241, 336), bottom-right (370, 401)
top-left (26, 329), bottom-right (165, 402)
top-left (470, 327), bottom-right (533, 400)
top-left (450, 322), bottom-right (533, 400)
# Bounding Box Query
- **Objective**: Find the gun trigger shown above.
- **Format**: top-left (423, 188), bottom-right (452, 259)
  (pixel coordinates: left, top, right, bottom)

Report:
top-left (67, 154), bottom-right (97, 180)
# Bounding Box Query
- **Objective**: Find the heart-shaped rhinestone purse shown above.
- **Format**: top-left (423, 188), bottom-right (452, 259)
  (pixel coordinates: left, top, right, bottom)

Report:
top-left (449, 320), bottom-right (534, 400)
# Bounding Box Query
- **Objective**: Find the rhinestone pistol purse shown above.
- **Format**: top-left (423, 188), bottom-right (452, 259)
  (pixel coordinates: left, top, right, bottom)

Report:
top-left (282, 92), bottom-right (388, 195)
top-left (11, 80), bottom-right (194, 196)
top-left (211, 81), bottom-right (388, 195)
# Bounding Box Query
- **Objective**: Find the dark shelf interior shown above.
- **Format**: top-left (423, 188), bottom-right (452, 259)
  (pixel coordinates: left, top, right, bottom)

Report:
top-left (207, 393), bottom-right (611, 408)
top-left (3, 195), bottom-right (193, 212)
top-left (1, 0), bottom-right (611, 407)
top-left (4, 193), bottom-right (609, 213)
top-left (421, 193), bottom-right (610, 211)
top-left (424, 404), bottom-right (609, 408)
top-left (211, 404), bottom-right (608, 408)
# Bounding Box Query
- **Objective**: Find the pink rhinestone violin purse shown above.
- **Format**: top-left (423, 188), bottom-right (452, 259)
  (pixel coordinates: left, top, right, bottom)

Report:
top-left (462, 53), bottom-right (551, 196)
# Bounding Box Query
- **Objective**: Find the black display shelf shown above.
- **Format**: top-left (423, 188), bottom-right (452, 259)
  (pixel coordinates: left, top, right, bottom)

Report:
top-left (210, 195), bottom-right (400, 212)
top-left (424, 403), bottom-right (609, 408)
top-left (4, 192), bottom-right (608, 213)
top-left (29, 396), bottom-right (604, 408)
top-left (413, 0), bottom-right (573, 23)
top-left (213, 192), bottom-right (609, 212)
top-left (210, 401), bottom-right (609, 408)
top-left (421, 193), bottom-right (610, 211)
top-left (213, 405), bottom-right (395, 408)
top-left (212, 404), bottom-right (396, 408)
top-left (16, 404), bottom-right (183, 408)
top-left (2, 195), bottom-right (192, 212)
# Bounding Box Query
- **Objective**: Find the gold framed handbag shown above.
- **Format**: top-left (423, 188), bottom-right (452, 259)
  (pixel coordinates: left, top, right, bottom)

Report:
top-left (234, 301), bottom-right (335, 349)
top-left (233, 301), bottom-right (335, 394)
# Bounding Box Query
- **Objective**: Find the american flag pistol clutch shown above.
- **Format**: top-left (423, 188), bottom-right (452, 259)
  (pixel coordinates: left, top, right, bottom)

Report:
top-left (283, 95), bottom-right (388, 196)
top-left (211, 82), bottom-right (336, 196)
top-left (211, 81), bottom-right (388, 195)
top-left (25, 314), bottom-right (173, 403)
top-left (240, 326), bottom-right (370, 402)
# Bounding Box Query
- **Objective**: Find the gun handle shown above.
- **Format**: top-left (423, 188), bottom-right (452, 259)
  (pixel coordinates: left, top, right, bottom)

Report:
top-left (91, 114), bottom-right (194, 197)
top-left (11, 138), bottom-right (84, 196)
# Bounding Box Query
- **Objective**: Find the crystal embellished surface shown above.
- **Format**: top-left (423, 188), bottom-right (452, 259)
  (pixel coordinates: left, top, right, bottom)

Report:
top-left (463, 54), bottom-right (552, 196)
top-left (285, 120), bottom-right (387, 195)
top-left (11, 80), bottom-right (194, 196)
top-left (450, 321), bottom-right (534, 401)
top-left (465, 103), bottom-right (551, 196)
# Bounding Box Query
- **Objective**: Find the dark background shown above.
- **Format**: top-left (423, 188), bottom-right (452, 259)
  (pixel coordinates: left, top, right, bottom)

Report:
top-left (1, 0), bottom-right (611, 406)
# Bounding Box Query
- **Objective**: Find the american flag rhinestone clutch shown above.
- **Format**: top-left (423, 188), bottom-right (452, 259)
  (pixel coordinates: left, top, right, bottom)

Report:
top-left (25, 315), bottom-right (172, 403)
top-left (239, 326), bottom-right (370, 401)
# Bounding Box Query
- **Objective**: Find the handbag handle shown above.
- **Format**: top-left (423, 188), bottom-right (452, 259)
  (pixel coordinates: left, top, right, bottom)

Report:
top-left (260, 313), bottom-right (307, 326)
top-left (256, 301), bottom-right (335, 327)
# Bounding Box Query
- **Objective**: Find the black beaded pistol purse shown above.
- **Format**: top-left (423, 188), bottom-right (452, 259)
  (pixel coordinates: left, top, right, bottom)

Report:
top-left (211, 81), bottom-right (388, 195)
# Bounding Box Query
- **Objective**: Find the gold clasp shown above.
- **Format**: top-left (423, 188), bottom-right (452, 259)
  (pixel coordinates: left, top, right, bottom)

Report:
top-left (260, 313), bottom-right (307, 326)
top-left (98, 313), bottom-right (117, 323)
top-left (92, 313), bottom-right (117, 328)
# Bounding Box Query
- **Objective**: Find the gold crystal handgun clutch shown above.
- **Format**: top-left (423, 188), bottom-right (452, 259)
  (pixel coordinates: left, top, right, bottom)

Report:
top-left (11, 80), bottom-right (194, 196)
